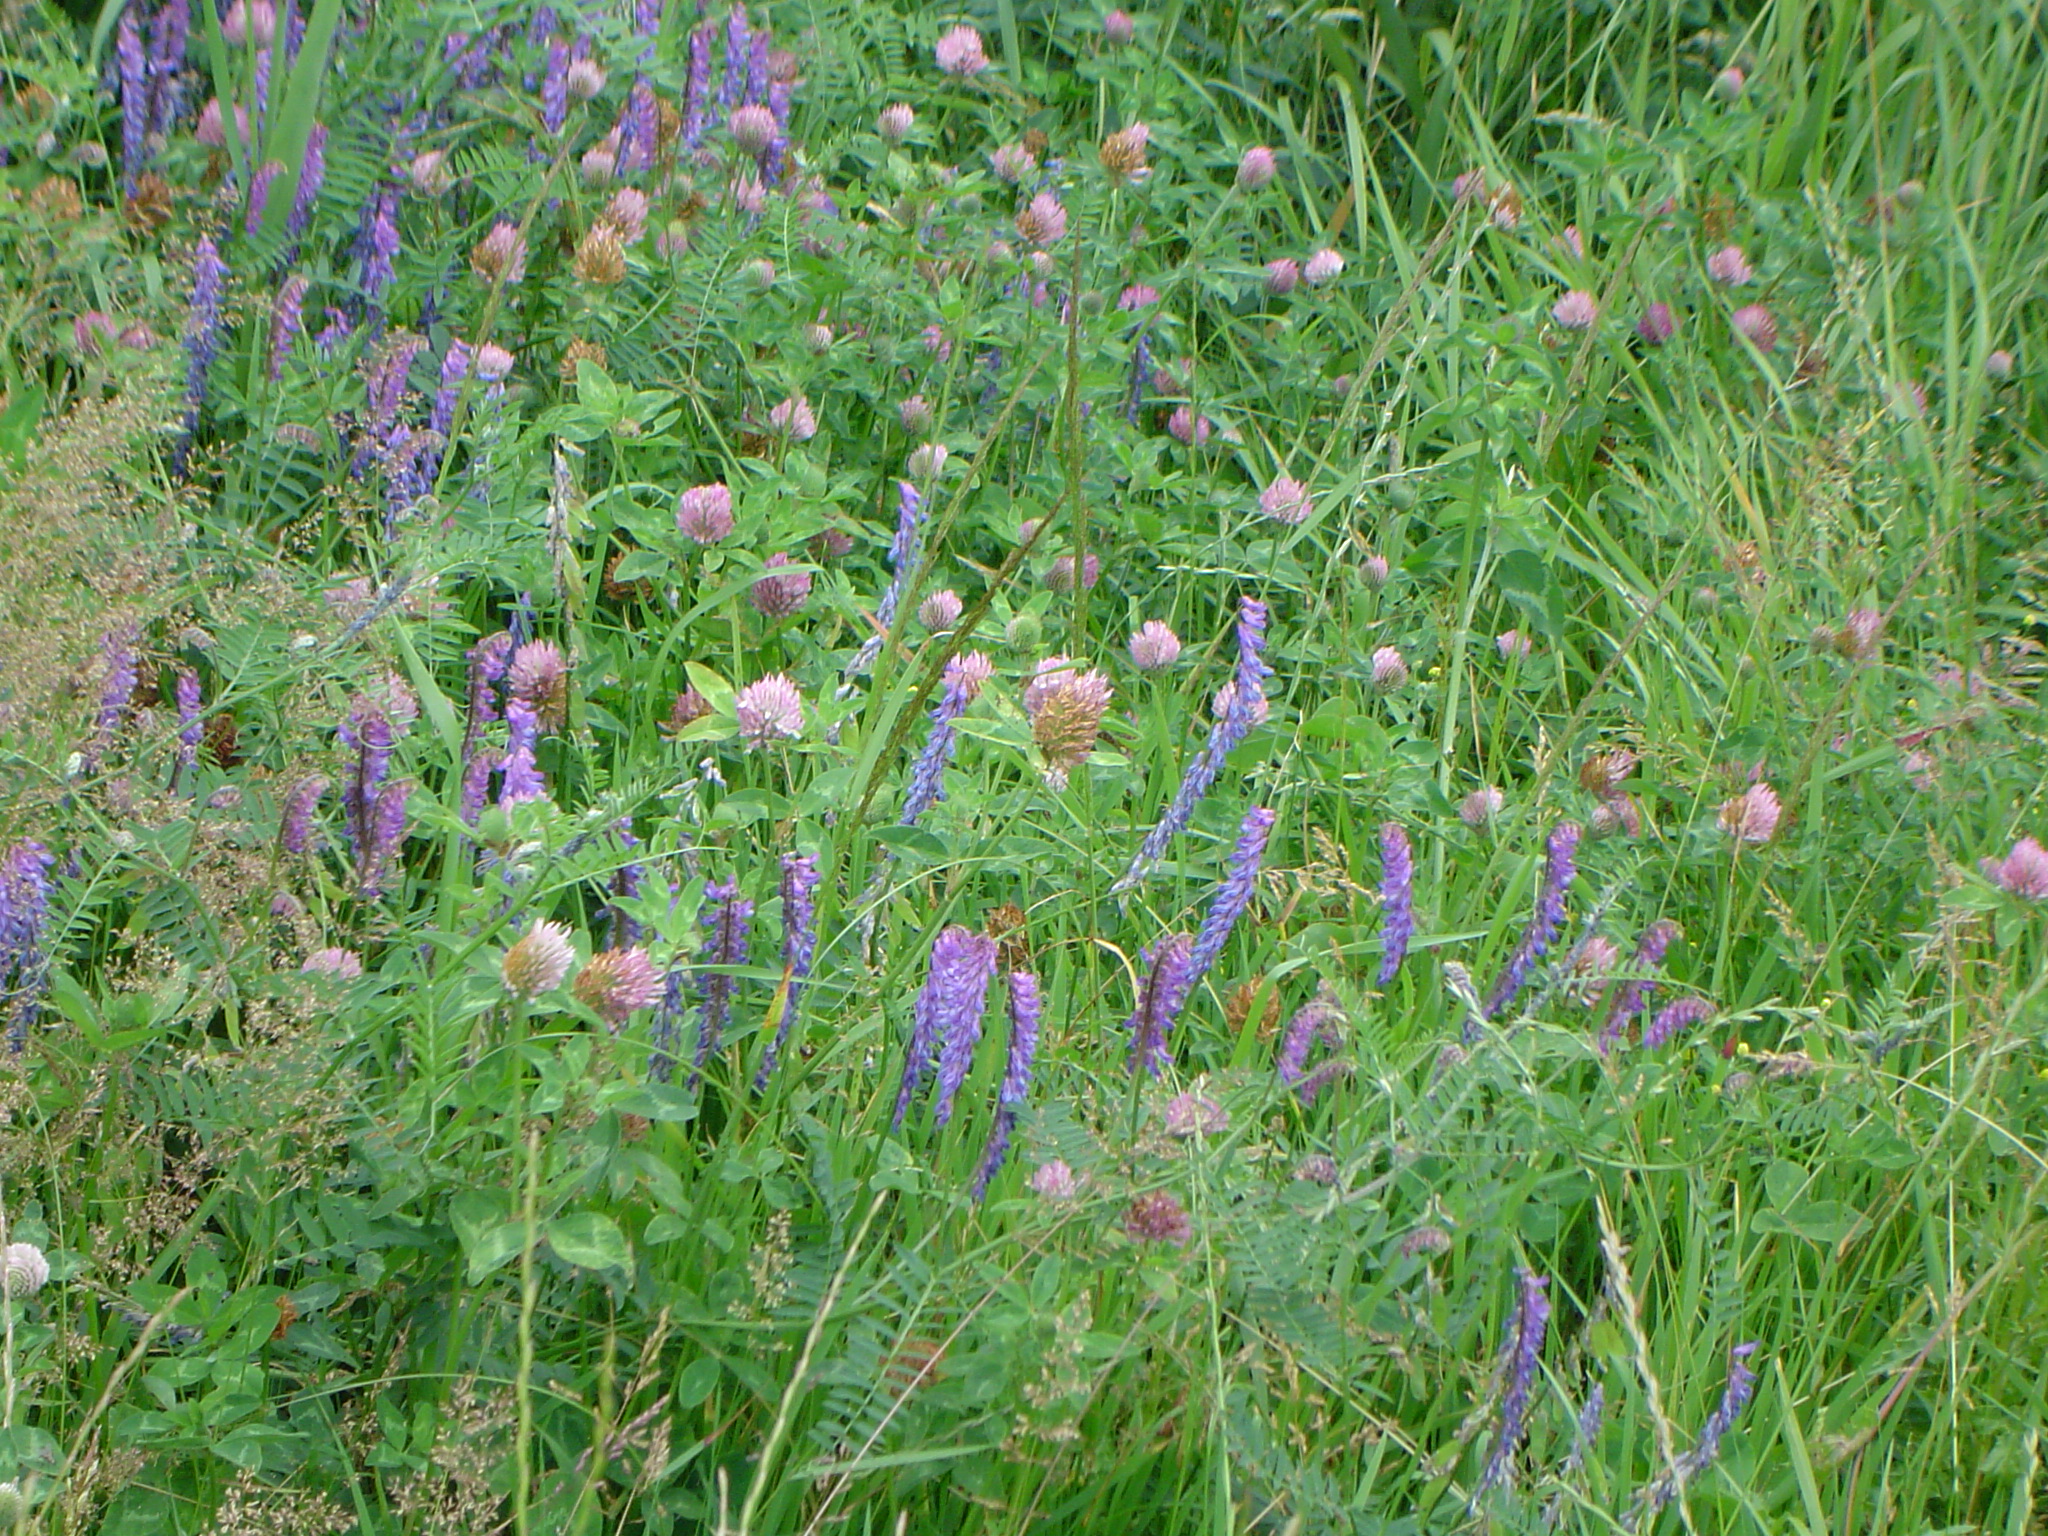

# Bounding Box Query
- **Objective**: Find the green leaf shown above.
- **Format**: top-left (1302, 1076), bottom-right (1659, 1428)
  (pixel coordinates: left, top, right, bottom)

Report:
top-left (464, 1222), bottom-right (527, 1283)
top-left (547, 1212), bottom-right (630, 1271)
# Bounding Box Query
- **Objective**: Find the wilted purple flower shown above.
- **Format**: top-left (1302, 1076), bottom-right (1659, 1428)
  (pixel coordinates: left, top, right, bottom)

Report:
top-left (1265, 258), bottom-right (1300, 296)
top-left (301, 947), bottom-right (362, 979)
top-left (507, 639), bottom-right (569, 731)
top-left (1186, 805), bottom-right (1275, 984)
top-left (1476, 1269), bottom-right (1551, 1495)
top-left (973, 970), bottom-right (1043, 1197)
top-left (471, 220), bottom-right (528, 286)
top-left (1982, 837), bottom-right (2048, 898)
top-left (1598, 918), bottom-right (1678, 1052)
top-left (1461, 786), bottom-right (1505, 827)
top-left (1731, 303), bottom-right (1777, 351)
top-left (1717, 782), bottom-right (1781, 843)
top-left (934, 23), bottom-right (988, 76)
top-left (1483, 822), bottom-right (1581, 1021)
top-left (690, 878), bottom-right (753, 1075)
top-left (279, 773), bottom-right (327, 853)
top-left (502, 921), bottom-right (575, 998)
top-left (1378, 822), bottom-right (1413, 987)
top-left (1124, 1189), bottom-right (1191, 1246)
top-left (1129, 621), bottom-right (1181, 670)
top-left (676, 482), bottom-right (735, 543)
top-left (1304, 248), bottom-right (1344, 286)
top-left (735, 674), bottom-right (804, 748)
top-left (573, 946), bottom-right (661, 1026)
top-left (1015, 192), bottom-right (1067, 248)
top-left (754, 851), bottom-right (820, 1088)
top-left (1706, 245), bottom-right (1753, 286)
top-left (750, 554), bottom-right (812, 619)
top-left (117, 10), bottom-right (148, 192)
top-left (1643, 994), bottom-right (1714, 1048)
top-left (1120, 596), bottom-right (1270, 889)
top-left (1, 842), bottom-right (56, 1052)
top-left (894, 925), bottom-right (999, 1129)
top-left (267, 274), bottom-right (308, 382)
top-left (1026, 661), bottom-right (1113, 786)
top-left (1636, 302), bottom-right (1676, 345)
top-left (1165, 406), bottom-right (1210, 446)
top-left (1551, 289), bottom-right (1598, 330)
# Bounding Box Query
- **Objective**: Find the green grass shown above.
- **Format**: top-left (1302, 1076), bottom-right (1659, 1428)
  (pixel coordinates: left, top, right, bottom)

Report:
top-left (0, 0), bottom-right (2043, 1529)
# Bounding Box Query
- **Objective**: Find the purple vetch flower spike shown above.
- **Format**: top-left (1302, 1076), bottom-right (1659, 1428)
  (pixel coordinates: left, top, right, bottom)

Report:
top-left (648, 968), bottom-right (685, 1084)
top-left (1599, 918), bottom-right (1678, 1052)
top-left (175, 668), bottom-right (203, 779)
top-left (1476, 1268), bottom-right (1551, 1497)
top-left (930, 930), bottom-right (1001, 1128)
top-left (464, 631), bottom-right (513, 734)
top-left (972, 969), bottom-right (1042, 1197)
top-left (1275, 991), bottom-right (1342, 1097)
top-left (499, 698), bottom-right (546, 805)
top-left (175, 237), bottom-right (229, 472)
top-left (117, 8), bottom-right (148, 193)
top-left (279, 773), bottom-right (327, 852)
top-left (718, 4), bottom-right (749, 112)
top-left (268, 274), bottom-right (308, 381)
top-left (900, 666), bottom-right (975, 826)
top-left (359, 184), bottom-right (400, 306)
top-left (1126, 933), bottom-right (1195, 1076)
top-left (1643, 994), bottom-right (1714, 1048)
top-left (1124, 327), bottom-right (1152, 424)
top-left (847, 481), bottom-right (927, 683)
top-left (617, 80), bottom-right (657, 174)
top-left (606, 824), bottom-right (645, 949)
top-left (1562, 1383), bottom-right (1606, 1476)
top-left (95, 623), bottom-right (141, 758)
top-left (755, 851), bottom-right (819, 1088)
top-left (245, 159), bottom-right (282, 235)
top-left (1645, 1343), bottom-right (1760, 1509)
top-left (684, 25), bottom-right (712, 146)
top-left (894, 925), bottom-right (997, 1128)
top-left (285, 123), bottom-right (326, 239)
top-left (745, 29), bottom-right (769, 105)
top-left (356, 779), bottom-right (410, 900)
top-left (635, 0), bottom-right (661, 40)
top-left (1482, 822), bottom-right (1581, 1024)
top-left (1118, 597), bottom-right (1270, 890)
top-left (690, 878), bottom-right (754, 1082)
top-left (1378, 822), bottom-right (1413, 988)
top-left (542, 36), bottom-right (570, 134)
top-left (1186, 806), bottom-right (1276, 986)
top-left (148, 0), bottom-right (191, 139)
top-left (2, 841), bottom-right (57, 1053)
top-left (458, 747), bottom-right (498, 825)
top-left (429, 340), bottom-right (473, 439)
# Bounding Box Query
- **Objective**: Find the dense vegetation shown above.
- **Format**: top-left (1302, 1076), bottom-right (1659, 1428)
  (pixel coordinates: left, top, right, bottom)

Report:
top-left (0, 0), bottom-right (2044, 1529)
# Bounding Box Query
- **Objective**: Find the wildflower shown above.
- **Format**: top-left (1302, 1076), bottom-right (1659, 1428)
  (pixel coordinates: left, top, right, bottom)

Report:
top-left (301, 948), bottom-right (363, 979)
top-left (605, 187), bottom-right (650, 243)
top-left (1378, 822), bottom-right (1414, 987)
top-left (408, 149), bottom-right (452, 198)
top-left (1166, 407), bottom-right (1211, 446)
top-left (1489, 186), bottom-right (1523, 229)
top-left (1835, 608), bottom-right (1884, 662)
top-left (1186, 806), bottom-right (1276, 984)
top-left (1, 843), bottom-right (56, 1051)
top-left (1120, 596), bottom-right (1270, 888)
top-left (279, 775), bottom-right (327, 853)
top-left (1295, 1154), bottom-right (1339, 1185)
top-left (905, 440), bottom-right (948, 479)
top-left (1098, 121), bottom-right (1151, 185)
top-left (1461, 786), bottom-right (1505, 826)
top-left (1025, 661), bottom-right (1114, 786)
top-left (177, 237), bottom-right (228, 465)
top-left (895, 925), bottom-right (999, 1128)
top-left (1717, 783), bottom-right (1781, 843)
top-left (357, 780), bottom-right (411, 900)
top-left (1259, 476), bottom-right (1312, 525)
top-left (989, 143), bottom-right (1037, 184)
top-left (1452, 168), bottom-right (1489, 203)
top-left (1706, 245), bottom-right (1753, 286)
top-left (195, 97), bottom-right (247, 148)
top-left (1580, 749), bottom-right (1638, 799)
top-left (1362, 553), bottom-right (1392, 588)
top-left (264, 276), bottom-right (310, 384)
top-left (1045, 553), bottom-right (1101, 591)
top-left (676, 482), bottom-right (735, 543)
top-left (573, 947), bottom-right (661, 1027)
top-left (1636, 302), bottom-right (1677, 345)
top-left (1304, 248), bottom-right (1345, 285)
top-left (735, 674), bottom-right (805, 748)
top-left (1483, 822), bottom-right (1581, 1020)
top-left (1987, 349), bottom-right (2014, 381)
top-left (1559, 224), bottom-right (1584, 260)
top-left (1671, 1343), bottom-right (1760, 1487)
top-left (1129, 621), bottom-right (1181, 670)
top-left (1980, 837), bottom-right (2048, 899)
top-left (1731, 303), bottom-right (1777, 351)
top-left (1265, 258), bottom-right (1300, 295)
top-left (917, 589), bottom-right (963, 631)
top-left (471, 220), bottom-right (528, 285)
top-left (1402, 1225), bottom-right (1453, 1256)
top-left (899, 395), bottom-right (935, 435)
top-left (502, 921), bottom-right (575, 997)
top-left (2, 1243), bottom-right (51, 1296)
top-left (1551, 289), bottom-right (1598, 330)
top-left (73, 312), bottom-right (119, 356)
top-left (567, 57), bottom-right (606, 101)
top-left (730, 102), bottom-right (775, 156)
top-left (972, 969), bottom-right (1042, 1195)
top-left (1643, 994), bottom-right (1714, 1047)
top-left (1371, 645), bottom-right (1409, 692)
top-left (1125, 933), bottom-right (1196, 1075)
top-left (174, 668), bottom-right (203, 777)
top-left (754, 852), bottom-right (821, 1087)
top-left (359, 186), bottom-right (401, 304)
top-left (935, 24), bottom-right (989, 75)
top-left (1275, 991), bottom-right (1344, 1099)
top-left (1103, 8), bottom-right (1134, 44)
top-left (690, 878), bottom-right (753, 1072)
top-left (1476, 1269), bottom-right (1550, 1494)
top-left (750, 554), bottom-right (812, 619)
top-left (1712, 66), bottom-right (1745, 102)
top-left (116, 10), bottom-right (146, 191)
top-left (500, 700), bottom-right (547, 804)
top-left (744, 258), bottom-right (777, 291)
top-left (1497, 629), bottom-right (1532, 659)
top-left (1236, 145), bottom-right (1277, 191)
top-left (1163, 1091), bottom-right (1227, 1137)
top-left (769, 393), bottom-right (817, 440)
top-left (1124, 1190), bottom-right (1192, 1247)
top-left (574, 221), bottom-right (628, 284)
top-left (1015, 191), bottom-right (1068, 247)
top-left (1588, 796), bottom-right (1641, 840)
top-left (878, 102), bottom-right (914, 142)
top-left (1563, 935), bottom-right (1621, 1006)
top-left (901, 655), bottom-right (987, 824)
top-left (508, 640), bottom-right (570, 730)
top-left (1118, 284), bottom-right (1159, 310)
top-left (1028, 1159), bottom-right (1078, 1200)
top-left (1210, 680), bottom-right (1269, 729)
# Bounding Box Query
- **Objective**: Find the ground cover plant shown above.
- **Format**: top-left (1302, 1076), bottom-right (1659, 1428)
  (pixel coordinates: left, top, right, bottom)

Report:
top-left (0, 0), bottom-right (2044, 1528)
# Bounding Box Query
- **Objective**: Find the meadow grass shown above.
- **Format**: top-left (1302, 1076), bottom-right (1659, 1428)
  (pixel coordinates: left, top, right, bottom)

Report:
top-left (0, 0), bottom-right (2043, 1530)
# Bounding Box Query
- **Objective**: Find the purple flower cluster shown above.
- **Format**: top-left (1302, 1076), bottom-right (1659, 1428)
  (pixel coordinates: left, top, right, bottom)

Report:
top-left (1476, 1268), bottom-right (1550, 1495)
top-left (1126, 933), bottom-right (1195, 1076)
top-left (899, 660), bottom-right (983, 825)
top-left (117, 9), bottom-right (148, 193)
top-left (1275, 991), bottom-right (1345, 1103)
top-left (1378, 822), bottom-right (1413, 987)
top-left (1483, 822), bottom-right (1581, 1022)
top-left (971, 969), bottom-right (1041, 1198)
top-left (1186, 805), bottom-right (1275, 984)
top-left (1118, 596), bottom-right (1270, 890)
top-left (894, 925), bottom-right (998, 1129)
top-left (754, 852), bottom-right (819, 1088)
top-left (174, 668), bottom-right (203, 781)
top-left (1, 842), bottom-right (56, 1053)
top-left (280, 774), bottom-right (327, 853)
top-left (175, 237), bottom-right (228, 473)
top-left (1645, 1342), bottom-right (1760, 1508)
top-left (692, 878), bottom-right (753, 1081)
top-left (1598, 918), bottom-right (1678, 1052)
top-left (1643, 994), bottom-right (1714, 1048)
top-left (94, 623), bottom-right (140, 762)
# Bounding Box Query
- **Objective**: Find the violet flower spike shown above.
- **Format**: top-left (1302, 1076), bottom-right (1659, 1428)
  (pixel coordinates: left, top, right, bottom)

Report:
top-left (847, 480), bottom-right (927, 681)
top-left (176, 237), bottom-right (229, 473)
top-left (1377, 822), bottom-right (1413, 988)
top-left (893, 925), bottom-right (997, 1128)
top-left (245, 160), bottom-right (281, 236)
top-left (718, 3), bottom-right (748, 112)
top-left (95, 623), bottom-right (140, 759)
top-left (1599, 918), bottom-right (1678, 1053)
top-left (1118, 596), bottom-right (1270, 891)
top-left (357, 779), bottom-right (410, 900)
top-left (1126, 933), bottom-right (1195, 1076)
top-left (498, 698), bottom-right (546, 804)
top-left (268, 274), bottom-right (308, 382)
top-left (1482, 822), bottom-right (1581, 1023)
top-left (542, 36), bottom-right (570, 134)
top-left (1561, 1383), bottom-right (1605, 1477)
top-left (1275, 992), bottom-right (1342, 1099)
top-left (683, 25), bottom-right (712, 147)
top-left (648, 969), bottom-right (685, 1084)
top-left (691, 878), bottom-right (753, 1082)
top-left (359, 185), bottom-right (400, 307)
top-left (1643, 994), bottom-right (1714, 1048)
top-left (1476, 1269), bottom-right (1551, 1497)
top-left (930, 930), bottom-right (1000, 1129)
top-left (605, 824), bottom-right (645, 949)
top-left (972, 969), bottom-right (1042, 1198)
top-left (117, 8), bottom-right (148, 193)
top-left (458, 748), bottom-right (498, 825)
top-left (285, 123), bottom-right (326, 239)
top-left (900, 669), bottom-right (971, 825)
top-left (754, 852), bottom-right (819, 1088)
top-left (147, 0), bottom-right (191, 140)
top-left (1186, 806), bottom-right (1276, 986)
top-left (174, 668), bottom-right (203, 779)
top-left (428, 340), bottom-right (472, 439)
top-left (1, 842), bottom-right (56, 1053)
top-left (1647, 1343), bottom-right (1760, 1508)
top-left (280, 774), bottom-right (327, 853)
